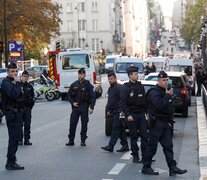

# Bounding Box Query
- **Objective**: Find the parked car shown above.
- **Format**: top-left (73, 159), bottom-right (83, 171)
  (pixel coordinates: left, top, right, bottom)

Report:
top-left (105, 55), bottom-right (118, 73)
top-left (26, 65), bottom-right (48, 79)
top-left (145, 72), bottom-right (189, 117)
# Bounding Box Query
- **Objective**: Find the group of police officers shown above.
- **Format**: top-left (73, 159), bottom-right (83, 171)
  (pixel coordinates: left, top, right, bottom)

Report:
top-left (1, 62), bottom-right (34, 170)
top-left (1, 63), bottom-right (187, 177)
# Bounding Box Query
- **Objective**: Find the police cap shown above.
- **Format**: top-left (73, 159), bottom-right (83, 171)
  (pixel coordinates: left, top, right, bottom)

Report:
top-left (107, 70), bottom-right (116, 77)
top-left (127, 66), bottom-right (139, 75)
top-left (78, 68), bottom-right (86, 74)
top-left (22, 70), bottom-right (29, 76)
top-left (158, 71), bottom-right (168, 78)
top-left (7, 62), bottom-right (17, 69)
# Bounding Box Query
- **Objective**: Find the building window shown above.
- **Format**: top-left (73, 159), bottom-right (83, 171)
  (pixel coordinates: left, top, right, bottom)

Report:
top-left (78, 20), bottom-right (86, 31)
top-left (67, 20), bottom-right (73, 32)
top-left (66, 3), bottom-right (73, 13)
top-left (92, 19), bottom-right (98, 31)
top-left (92, 38), bottom-right (99, 52)
top-left (92, 1), bottom-right (97, 11)
top-left (80, 2), bottom-right (85, 12)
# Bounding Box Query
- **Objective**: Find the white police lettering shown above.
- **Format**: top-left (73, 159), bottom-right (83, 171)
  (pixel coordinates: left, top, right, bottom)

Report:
top-left (138, 94), bottom-right (143, 97)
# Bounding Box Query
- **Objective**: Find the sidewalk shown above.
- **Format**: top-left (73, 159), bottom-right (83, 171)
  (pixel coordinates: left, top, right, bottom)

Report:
top-left (196, 96), bottom-right (207, 180)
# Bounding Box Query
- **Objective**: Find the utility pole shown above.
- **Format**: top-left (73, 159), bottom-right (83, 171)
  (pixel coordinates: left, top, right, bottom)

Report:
top-left (3, 0), bottom-right (8, 67)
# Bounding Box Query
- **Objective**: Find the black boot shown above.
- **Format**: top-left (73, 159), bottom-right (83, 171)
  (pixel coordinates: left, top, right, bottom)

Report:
top-left (169, 166), bottom-right (187, 176)
top-left (142, 165), bottom-right (159, 175)
top-left (24, 140), bottom-right (32, 145)
top-left (81, 140), bottom-right (86, 146)
top-left (132, 155), bottom-right (140, 163)
top-left (5, 159), bottom-right (24, 170)
top-left (101, 145), bottom-right (114, 152)
top-left (117, 145), bottom-right (129, 152)
top-left (66, 140), bottom-right (74, 146)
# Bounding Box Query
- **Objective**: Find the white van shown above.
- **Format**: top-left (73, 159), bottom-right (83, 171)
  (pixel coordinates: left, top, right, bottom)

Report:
top-left (113, 56), bottom-right (144, 84)
top-left (143, 56), bottom-right (169, 72)
top-left (55, 49), bottom-right (102, 100)
top-left (167, 58), bottom-right (195, 94)
top-left (105, 55), bottom-right (118, 73)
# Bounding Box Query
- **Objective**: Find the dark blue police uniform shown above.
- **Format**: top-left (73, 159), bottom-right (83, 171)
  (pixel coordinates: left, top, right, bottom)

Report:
top-left (20, 71), bottom-right (35, 145)
top-left (1, 63), bottom-right (24, 170)
top-left (120, 66), bottom-right (148, 162)
top-left (101, 71), bottom-right (129, 152)
top-left (142, 71), bottom-right (187, 176)
top-left (66, 69), bottom-right (96, 146)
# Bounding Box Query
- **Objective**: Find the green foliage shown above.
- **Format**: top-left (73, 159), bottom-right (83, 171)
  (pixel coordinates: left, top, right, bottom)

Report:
top-left (181, 0), bottom-right (207, 45)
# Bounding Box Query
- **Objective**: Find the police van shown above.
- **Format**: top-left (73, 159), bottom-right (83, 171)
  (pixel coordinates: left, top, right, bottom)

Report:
top-left (113, 56), bottom-right (144, 84)
top-left (48, 48), bottom-right (103, 100)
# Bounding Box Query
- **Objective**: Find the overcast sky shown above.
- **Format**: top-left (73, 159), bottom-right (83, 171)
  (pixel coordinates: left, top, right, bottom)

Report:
top-left (157, 0), bottom-right (176, 17)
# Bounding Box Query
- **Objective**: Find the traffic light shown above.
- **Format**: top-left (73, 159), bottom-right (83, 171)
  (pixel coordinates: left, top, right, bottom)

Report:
top-left (56, 41), bottom-right (61, 50)
top-left (0, 41), bottom-right (3, 52)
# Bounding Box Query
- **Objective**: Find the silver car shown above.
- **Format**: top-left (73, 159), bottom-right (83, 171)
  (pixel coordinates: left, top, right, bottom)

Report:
top-left (26, 65), bottom-right (48, 79)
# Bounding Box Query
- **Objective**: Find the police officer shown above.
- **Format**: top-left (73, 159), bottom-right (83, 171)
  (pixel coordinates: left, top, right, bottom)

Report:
top-left (142, 71), bottom-right (187, 176)
top-left (19, 70), bottom-right (35, 145)
top-left (66, 68), bottom-right (96, 146)
top-left (1, 62), bottom-right (24, 170)
top-left (101, 71), bottom-right (129, 152)
top-left (120, 66), bottom-right (148, 163)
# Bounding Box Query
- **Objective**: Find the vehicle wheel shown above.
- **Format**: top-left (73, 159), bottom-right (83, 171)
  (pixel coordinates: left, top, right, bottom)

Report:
top-left (61, 93), bottom-right (66, 101)
top-left (182, 108), bottom-right (188, 117)
top-left (45, 91), bottom-right (55, 101)
top-left (96, 87), bottom-right (103, 98)
top-left (54, 90), bottom-right (60, 100)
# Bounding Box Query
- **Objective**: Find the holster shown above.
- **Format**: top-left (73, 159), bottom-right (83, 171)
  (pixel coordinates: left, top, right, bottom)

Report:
top-left (147, 115), bottom-right (157, 129)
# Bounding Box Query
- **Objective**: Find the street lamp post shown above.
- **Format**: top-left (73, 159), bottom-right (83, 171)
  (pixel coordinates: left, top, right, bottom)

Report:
top-left (3, 0), bottom-right (8, 67)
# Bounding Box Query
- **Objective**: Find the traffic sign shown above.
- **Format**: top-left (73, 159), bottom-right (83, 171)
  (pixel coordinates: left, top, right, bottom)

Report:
top-left (8, 40), bottom-right (23, 60)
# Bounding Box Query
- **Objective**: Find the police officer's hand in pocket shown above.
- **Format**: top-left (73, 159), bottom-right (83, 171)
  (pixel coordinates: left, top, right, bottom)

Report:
top-left (89, 107), bottom-right (93, 115)
top-left (127, 115), bottom-right (133, 122)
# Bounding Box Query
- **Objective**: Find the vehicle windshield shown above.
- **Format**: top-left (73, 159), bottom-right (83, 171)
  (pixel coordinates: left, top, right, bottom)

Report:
top-left (106, 58), bottom-right (115, 64)
top-left (169, 65), bottom-right (192, 76)
top-left (115, 62), bottom-right (144, 73)
top-left (145, 76), bottom-right (183, 88)
top-left (62, 54), bottom-right (90, 70)
top-left (0, 68), bottom-right (6, 73)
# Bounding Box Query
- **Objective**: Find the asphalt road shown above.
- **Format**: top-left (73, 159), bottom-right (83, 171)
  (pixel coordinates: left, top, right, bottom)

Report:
top-left (0, 75), bottom-right (200, 180)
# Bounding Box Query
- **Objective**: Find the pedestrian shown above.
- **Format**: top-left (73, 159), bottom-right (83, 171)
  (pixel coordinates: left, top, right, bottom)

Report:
top-left (142, 71), bottom-right (187, 176)
top-left (19, 70), bottom-right (35, 146)
top-left (196, 67), bottom-right (205, 96)
top-left (101, 70), bottom-right (129, 152)
top-left (120, 66), bottom-right (148, 163)
top-left (150, 62), bottom-right (156, 72)
top-left (66, 68), bottom-right (96, 146)
top-left (1, 62), bottom-right (24, 170)
top-left (144, 62), bottom-right (150, 75)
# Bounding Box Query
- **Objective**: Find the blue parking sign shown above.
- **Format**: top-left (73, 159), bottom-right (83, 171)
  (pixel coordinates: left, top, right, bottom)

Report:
top-left (8, 40), bottom-right (23, 60)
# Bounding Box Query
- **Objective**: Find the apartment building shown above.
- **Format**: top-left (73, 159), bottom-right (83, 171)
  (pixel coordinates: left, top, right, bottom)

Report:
top-left (54, 0), bottom-right (115, 52)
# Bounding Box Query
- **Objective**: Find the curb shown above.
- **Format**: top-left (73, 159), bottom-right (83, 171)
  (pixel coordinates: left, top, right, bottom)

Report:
top-left (196, 96), bottom-right (207, 180)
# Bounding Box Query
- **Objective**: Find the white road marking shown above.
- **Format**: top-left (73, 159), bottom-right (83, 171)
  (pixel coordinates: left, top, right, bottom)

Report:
top-left (102, 179), bottom-right (113, 180)
top-left (121, 151), bottom-right (132, 160)
top-left (108, 163), bottom-right (126, 175)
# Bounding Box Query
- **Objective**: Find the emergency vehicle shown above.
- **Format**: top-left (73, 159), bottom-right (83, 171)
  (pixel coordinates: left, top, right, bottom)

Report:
top-left (48, 49), bottom-right (103, 100)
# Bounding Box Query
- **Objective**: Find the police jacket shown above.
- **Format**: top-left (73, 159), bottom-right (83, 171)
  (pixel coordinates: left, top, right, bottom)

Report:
top-left (120, 81), bottom-right (146, 117)
top-left (68, 80), bottom-right (96, 109)
top-left (20, 81), bottom-right (35, 108)
top-left (1, 76), bottom-right (24, 110)
top-left (107, 82), bottom-right (121, 112)
top-left (147, 84), bottom-right (174, 121)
